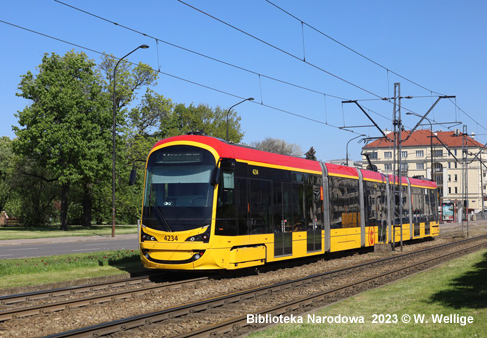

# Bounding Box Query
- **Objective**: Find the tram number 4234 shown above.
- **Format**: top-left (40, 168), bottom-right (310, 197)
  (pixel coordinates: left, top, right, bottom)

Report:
top-left (163, 235), bottom-right (179, 242)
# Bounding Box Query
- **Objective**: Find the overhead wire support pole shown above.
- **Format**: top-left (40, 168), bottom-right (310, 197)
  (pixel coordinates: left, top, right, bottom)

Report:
top-left (393, 83), bottom-right (404, 252)
top-left (462, 125), bottom-right (469, 237)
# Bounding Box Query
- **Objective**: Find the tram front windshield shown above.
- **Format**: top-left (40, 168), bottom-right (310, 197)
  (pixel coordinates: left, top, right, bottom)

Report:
top-left (142, 145), bottom-right (215, 232)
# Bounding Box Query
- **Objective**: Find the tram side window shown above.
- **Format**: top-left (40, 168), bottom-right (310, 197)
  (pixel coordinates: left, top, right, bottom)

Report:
top-left (364, 181), bottom-right (387, 228)
top-left (424, 188), bottom-right (432, 222)
top-left (249, 179), bottom-right (271, 234)
top-left (305, 184), bottom-right (323, 231)
top-left (237, 178), bottom-right (249, 236)
top-left (215, 170), bottom-right (237, 235)
top-left (272, 182), bottom-right (283, 233)
top-left (411, 187), bottom-right (424, 222)
top-left (329, 176), bottom-right (360, 229)
top-left (393, 185), bottom-right (410, 224)
top-left (430, 189), bottom-right (438, 222)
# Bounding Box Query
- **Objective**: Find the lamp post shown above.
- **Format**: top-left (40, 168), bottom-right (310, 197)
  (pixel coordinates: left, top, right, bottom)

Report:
top-left (226, 97), bottom-right (254, 142)
top-left (346, 134), bottom-right (365, 166)
top-left (406, 112), bottom-right (434, 181)
top-left (112, 44), bottom-right (149, 238)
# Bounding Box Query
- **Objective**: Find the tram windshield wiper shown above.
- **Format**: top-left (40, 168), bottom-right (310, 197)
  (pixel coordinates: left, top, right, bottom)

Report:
top-left (148, 195), bottom-right (173, 232)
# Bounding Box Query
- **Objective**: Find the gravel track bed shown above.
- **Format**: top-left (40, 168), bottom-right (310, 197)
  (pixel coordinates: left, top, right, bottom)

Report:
top-left (0, 237), bottom-right (469, 338)
top-left (109, 238), bottom-right (487, 338)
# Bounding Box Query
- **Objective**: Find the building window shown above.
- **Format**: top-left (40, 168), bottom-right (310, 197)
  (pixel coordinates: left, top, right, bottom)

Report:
top-left (455, 187), bottom-right (458, 194)
top-left (448, 187), bottom-right (451, 194)
top-left (369, 152), bottom-right (378, 159)
top-left (448, 175), bottom-right (451, 182)
top-left (448, 162), bottom-right (451, 169)
top-left (434, 150), bottom-right (443, 157)
top-left (384, 164), bottom-right (392, 171)
top-left (384, 151), bottom-right (392, 159)
top-left (401, 151), bottom-right (408, 158)
top-left (416, 150), bottom-right (424, 157)
top-left (455, 162), bottom-right (458, 169)
top-left (416, 163), bottom-right (424, 170)
top-left (454, 174), bottom-right (458, 182)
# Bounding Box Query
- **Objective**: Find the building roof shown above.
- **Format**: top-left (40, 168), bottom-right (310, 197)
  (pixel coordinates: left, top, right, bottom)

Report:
top-left (363, 130), bottom-right (484, 149)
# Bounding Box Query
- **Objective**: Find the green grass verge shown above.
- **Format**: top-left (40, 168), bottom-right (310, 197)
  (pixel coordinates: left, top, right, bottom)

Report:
top-left (249, 249), bottom-right (487, 338)
top-left (0, 249), bottom-right (144, 289)
top-left (0, 224), bottom-right (138, 240)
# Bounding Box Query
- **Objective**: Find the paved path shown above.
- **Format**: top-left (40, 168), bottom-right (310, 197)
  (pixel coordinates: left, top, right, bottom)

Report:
top-left (0, 234), bottom-right (138, 259)
top-left (1, 219), bottom-right (486, 259)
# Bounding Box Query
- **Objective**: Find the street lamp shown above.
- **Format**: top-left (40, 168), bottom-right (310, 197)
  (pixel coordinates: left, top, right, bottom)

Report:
top-left (346, 134), bottom-right (365, 166)
top-left (112, 44), bottom-right (149, 237)
top-left (226, 97), bottom-right (254, 142)
top-left (406, 112), bottom-right (434, 181)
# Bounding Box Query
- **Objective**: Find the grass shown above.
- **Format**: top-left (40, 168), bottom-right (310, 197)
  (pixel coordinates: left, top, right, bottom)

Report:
top-left (0, 224), bottom-right (138, 240)
top-left (0, 249), bottom-right (144, 289)
top-left (249, 249), bottom-right (487, 338)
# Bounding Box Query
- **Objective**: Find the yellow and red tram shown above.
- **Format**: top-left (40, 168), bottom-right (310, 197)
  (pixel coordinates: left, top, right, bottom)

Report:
top-left (139, 135), bottom-right (439, 270)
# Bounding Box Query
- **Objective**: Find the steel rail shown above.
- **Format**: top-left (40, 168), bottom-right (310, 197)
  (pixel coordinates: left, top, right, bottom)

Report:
top-left (0, 274), bottom-right (161, 306)
top-left (173, 241), bottom-right (487, 338)
top-left (0, 276), bottom-right (208, 321)
top-left (40, 235), bottom-right (487, 338)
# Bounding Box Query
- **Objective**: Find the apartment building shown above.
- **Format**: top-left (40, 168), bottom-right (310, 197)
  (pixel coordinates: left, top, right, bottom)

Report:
top-left (362, 129), bottom-right (487, 218)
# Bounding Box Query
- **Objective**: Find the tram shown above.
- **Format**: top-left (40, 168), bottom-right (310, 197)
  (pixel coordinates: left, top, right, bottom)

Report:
top-left (139, 135), bottom-right (439, 270)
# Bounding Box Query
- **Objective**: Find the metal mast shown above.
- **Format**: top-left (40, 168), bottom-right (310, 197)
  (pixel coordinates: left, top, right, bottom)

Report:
top-left (392, 83), bottom-right (403, 251)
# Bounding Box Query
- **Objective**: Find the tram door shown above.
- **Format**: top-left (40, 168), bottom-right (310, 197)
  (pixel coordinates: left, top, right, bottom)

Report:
top-left (273, 182), bottom-right (293, 256)
top-left (249, 179), bottom-right (272, 235)
top-left (307, 185), bottom-right (323, 252)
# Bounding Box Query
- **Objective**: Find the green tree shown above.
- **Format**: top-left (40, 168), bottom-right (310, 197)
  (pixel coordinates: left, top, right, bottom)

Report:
top-left (11, 158), bottom-right (59, 226)
top-left (0, 137), bottom-right (14, 212)
top-left (99, 55), bottom-right (159, 225)
top-left (14, 50), bottom-right (111, 230)
top-left (305, 146), bottom-right (317, 161)
top-left (161, 103), bottom-right (244, 143)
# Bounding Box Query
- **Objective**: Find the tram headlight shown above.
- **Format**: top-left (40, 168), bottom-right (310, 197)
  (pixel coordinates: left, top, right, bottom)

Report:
top-left (192, 251), bottom-right (205, 261)
top-left (141, 229), bottom-right (157, 242)
top-left (186, 230), bottom-right (210, 243)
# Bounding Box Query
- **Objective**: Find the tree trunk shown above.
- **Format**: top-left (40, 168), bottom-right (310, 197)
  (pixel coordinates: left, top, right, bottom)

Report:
top-left (60, 183), bottom-right (69, 231)
top-left (82, 183), bottom-right (92, 227)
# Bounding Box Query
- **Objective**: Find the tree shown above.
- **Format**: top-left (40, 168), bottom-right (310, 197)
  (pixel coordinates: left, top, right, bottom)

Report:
top-left (14, 50), bottom-right (112, 230)
top-left (305, 147), bottom-right (317, 161)
top-left (160, 103), bottom-right (244, 143)
top-left (100, 55), bottom-right (159, 225)
top-left (251, 137), bottom-right (303, 156)
top-left (0, 137), bottom-right (14, 212)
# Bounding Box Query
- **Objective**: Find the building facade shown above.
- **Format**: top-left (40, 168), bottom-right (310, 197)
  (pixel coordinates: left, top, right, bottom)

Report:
top-left (362, 129), bottom-right (487, 219)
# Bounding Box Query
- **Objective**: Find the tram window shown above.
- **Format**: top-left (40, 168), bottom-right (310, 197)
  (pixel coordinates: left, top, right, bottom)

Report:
top-left (329, 176), bottom-right (360, 228)
top-left (215, 170), bottom-right (237, 235)
top-left (237, 178), bottom-right (249, 235)
top-left (364, 181), bottom-right (387, 228)
top-left (249, 179), bottom-right (271, 234)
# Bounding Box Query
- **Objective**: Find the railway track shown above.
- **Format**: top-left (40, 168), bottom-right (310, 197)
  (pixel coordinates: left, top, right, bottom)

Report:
top-left (0, 274), bottom-right (159, 307)
top-left (0, 276), bottom-right (208, 321)
top-left (28, 235), bottom-right (487, 338)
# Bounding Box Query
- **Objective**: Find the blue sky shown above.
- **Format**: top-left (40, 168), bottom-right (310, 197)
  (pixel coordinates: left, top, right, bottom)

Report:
top-left (1, 0), bottom-right (486, 161)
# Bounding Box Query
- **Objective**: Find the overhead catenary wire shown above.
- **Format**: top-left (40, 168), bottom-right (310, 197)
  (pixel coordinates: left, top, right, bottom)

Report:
top-left (174, 0), bottom-right (486, 135)
top-left (51, 0), bottom-right (396, 125)
top-left (17, 2), bottom-right (487, 140)
top-left (0, 19), bottom-right (365, 139)
top-left (265, 0), bottom-right (444, 96)
top-left (176, 0), bottom-right (385, 100)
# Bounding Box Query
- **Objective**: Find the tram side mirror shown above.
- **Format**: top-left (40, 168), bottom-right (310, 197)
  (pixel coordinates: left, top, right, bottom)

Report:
top-left (210, 167), bottom-right (221, 186)
top-left (129, 168), bottom-right (137, 186)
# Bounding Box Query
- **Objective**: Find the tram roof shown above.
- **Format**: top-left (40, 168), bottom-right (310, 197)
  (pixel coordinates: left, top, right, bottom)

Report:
top-left (152, 135), bottom-right (436, 189)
